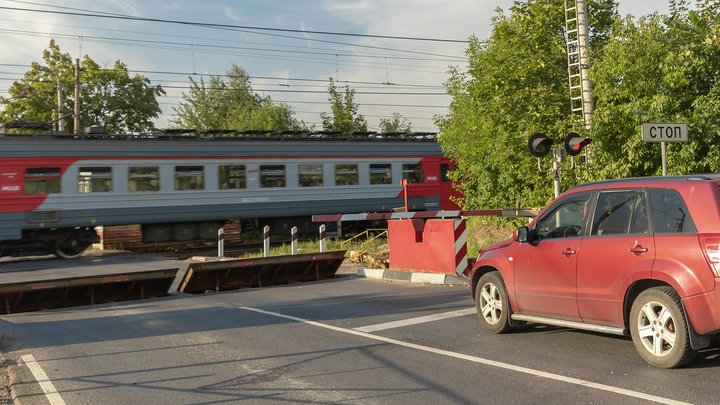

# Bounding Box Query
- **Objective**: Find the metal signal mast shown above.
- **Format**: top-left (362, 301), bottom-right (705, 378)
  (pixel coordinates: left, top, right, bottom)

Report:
top-left (564, 0), bottom-right (594, 129)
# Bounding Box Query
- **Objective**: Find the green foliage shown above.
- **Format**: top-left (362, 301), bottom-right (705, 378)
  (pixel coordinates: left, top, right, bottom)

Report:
top-left (248, 100), bottom-right (308, 131)
top-left (379, 112), bottom-right (412, 133)
top-left (438, 0), bottom-right (720, 210)
top-left (320, 78), bottom-right (368, 132)
top-left (0, 40), bottom-right (165, 134)
top-left (241, 238), bottom-right (354, 258)
top-left (590, 4), bottom-right (720, 178)
top-left (436, 1), bottom-right (616, 210)
top-left (171, 63), bottom-right (304, 131)
top-left (466, 217), bottom-right (516, 258)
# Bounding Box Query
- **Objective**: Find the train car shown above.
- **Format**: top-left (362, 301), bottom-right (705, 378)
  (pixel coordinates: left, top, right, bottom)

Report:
top-left (0, 132), bottom-right (461, 258)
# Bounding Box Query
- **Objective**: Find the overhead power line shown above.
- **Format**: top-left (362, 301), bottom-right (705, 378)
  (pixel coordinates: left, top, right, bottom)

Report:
top-left (157, 85), bottom-right (448, 95)
top-left (0, 66), bottom-right (449, 90)
top-left (0, 76), bottom-right (448, 96)
top-left (0, 27), bottom-right (465, 62)
top-left (0, 5), bottom-right (470, 44)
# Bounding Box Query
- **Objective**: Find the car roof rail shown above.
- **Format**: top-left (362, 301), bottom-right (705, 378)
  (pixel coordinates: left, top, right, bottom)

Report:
top-left (569, 174), bottom-right (720, 191)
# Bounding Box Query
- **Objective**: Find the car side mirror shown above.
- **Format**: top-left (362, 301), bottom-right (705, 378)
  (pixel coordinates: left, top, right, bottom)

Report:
top-left (513, 227), bottom-right (529, 243)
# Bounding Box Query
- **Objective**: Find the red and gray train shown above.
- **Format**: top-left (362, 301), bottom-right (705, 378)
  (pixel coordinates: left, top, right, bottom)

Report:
top-left (0, 132), bottom-right (461, 258)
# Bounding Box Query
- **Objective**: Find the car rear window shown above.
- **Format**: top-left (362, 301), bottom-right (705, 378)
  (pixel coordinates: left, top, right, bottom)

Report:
top-left (649, 188), bottom-right (697, 233)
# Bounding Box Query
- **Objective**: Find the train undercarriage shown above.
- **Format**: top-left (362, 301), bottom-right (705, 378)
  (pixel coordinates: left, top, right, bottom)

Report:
top-left (0, 227), bottom-right (99, 259)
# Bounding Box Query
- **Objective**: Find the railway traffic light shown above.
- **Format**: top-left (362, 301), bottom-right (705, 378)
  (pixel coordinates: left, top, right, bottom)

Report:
top-left (564, 132), bottom-right (592, 156)
top-left (529, 132), bottom-right (593, 198)
top-left (527, 133), bottom-right (554, 158)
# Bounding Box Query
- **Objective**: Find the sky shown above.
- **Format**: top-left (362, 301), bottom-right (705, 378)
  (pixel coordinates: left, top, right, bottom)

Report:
top-left (0, 0), bottom-right (677, 133)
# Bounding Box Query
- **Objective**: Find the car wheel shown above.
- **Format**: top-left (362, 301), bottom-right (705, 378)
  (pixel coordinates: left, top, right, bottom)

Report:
top-left (629, 287), bottom-right (697, 368)
top-left (476, 271), bottom-right (513, 334)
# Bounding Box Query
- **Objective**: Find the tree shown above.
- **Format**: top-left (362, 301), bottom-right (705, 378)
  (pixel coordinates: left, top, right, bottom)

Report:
top-left (438, 0), bottom-right (720, 212)
top-left (247, 100), bottom-right (307, 131)
top-left (379, 112), bottom-right (412, 133)
top-left (320, 78), bottom-right (368, 132)
top-left (589, 1), bottom-right (720, 179)
top-left (436, 0), bottom-right (616, 210)
top-left (0, 40), bottom-right (165, 134)
top-left (171, 63), bottom-right (303, 131)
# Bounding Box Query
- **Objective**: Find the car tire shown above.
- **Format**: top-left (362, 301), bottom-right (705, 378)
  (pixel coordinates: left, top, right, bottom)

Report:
top-left (629, 287), bottom-right (697, 368)
top-left (475, 271), bottom-right (513, 334)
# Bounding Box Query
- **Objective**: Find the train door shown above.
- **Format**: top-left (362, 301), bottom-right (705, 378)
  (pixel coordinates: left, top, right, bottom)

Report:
top-left (439, 160), bottom-right (462, 210)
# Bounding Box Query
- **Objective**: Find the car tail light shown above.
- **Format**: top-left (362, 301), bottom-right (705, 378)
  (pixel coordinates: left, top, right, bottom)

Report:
top-left (701, 237), bottom-right (720, 277)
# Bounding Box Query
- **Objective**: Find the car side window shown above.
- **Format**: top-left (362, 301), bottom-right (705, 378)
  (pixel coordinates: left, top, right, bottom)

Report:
top-left (591, 191), bottom-right (636, 236)
top-left (649, 188), bottom-right (697, 233)
top-left (534, 192), bottom-right (592, 240)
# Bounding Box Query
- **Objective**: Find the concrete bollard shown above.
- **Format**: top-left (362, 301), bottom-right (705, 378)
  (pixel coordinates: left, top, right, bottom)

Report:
top-left (319, 224), bottom-right (326, 253)
top-left (263, 226), bottom-right (270, 257)
top-left (218, 228), bottom-right (224, 258)
top-left (291, 226), bottom-right (298, 255)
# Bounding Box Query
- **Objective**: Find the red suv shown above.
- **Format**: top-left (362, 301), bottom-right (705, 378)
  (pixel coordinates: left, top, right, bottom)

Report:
top-left (471, 175), bottom-right (720, 368)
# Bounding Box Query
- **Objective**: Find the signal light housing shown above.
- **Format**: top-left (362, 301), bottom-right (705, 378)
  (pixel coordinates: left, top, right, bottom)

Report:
top-left (564, 132), bottom-right (592, 156)
top-left (528, 133), bottom-right (554, 158)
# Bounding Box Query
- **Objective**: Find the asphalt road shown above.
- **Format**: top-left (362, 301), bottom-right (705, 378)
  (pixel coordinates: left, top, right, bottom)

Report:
top-left (2, 254), bottom-right (720, 404)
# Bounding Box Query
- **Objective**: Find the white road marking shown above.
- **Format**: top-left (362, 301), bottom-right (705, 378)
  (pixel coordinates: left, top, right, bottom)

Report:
top-left (238, 305), bottom-right (690, 405)
top-left (354, 307), bottom-right (477, 332)
top-left (20, 354), bottom-right (66, 405)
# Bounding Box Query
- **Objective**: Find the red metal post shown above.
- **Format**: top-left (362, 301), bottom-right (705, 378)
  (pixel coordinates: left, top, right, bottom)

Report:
top-left (401, 179), bottom-right (409, 212)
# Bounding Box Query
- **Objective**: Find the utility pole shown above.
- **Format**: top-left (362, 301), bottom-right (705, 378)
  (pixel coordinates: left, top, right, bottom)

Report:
top-left (564, 0), bottom-right (594, 129)
top-left (74, 58), bottom-right (80, 134)
top-left (57, 77), bottom-right (64, 133)
top-left (39, 77), bottom-right (64, 133)
top-left (577, 0), bottom-right (593, 129)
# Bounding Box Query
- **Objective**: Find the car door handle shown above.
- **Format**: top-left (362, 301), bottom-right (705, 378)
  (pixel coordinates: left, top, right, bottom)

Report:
top-left (630, 246), bottom-right (648, 254)
top-left (562, 248), bottom-right (576, 256)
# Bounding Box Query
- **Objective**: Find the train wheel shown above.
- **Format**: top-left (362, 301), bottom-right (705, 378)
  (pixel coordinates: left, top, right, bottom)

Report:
top-left (54, 238), bottom-right (89, 259)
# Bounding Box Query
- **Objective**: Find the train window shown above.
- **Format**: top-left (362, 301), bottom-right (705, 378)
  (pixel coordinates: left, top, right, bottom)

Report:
top-left (260, 165), bottom-right (286, 188)
top-left (335, 164), bottom-right (358, 186)
top-left (129, 167), bottom-right (159, 192)
top-left (370, 164), bottom-right (392, 185)
top-left (219, 165), bottom-right (246, 189)
top-left (299, 164), bottom-right (323, 187)
top-left (79, 167), bottom-right (112, 193)
top-left (441, 163), bottom-right (451, 182)
top-left (175, 166), bottom-right (204, 191)
top-left (25, 167), bottom-right (61, 194)
top-left (402, 164), bottom-right (424, 184)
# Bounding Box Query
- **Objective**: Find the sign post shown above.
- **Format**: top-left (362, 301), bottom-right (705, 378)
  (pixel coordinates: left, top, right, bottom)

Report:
top-left (641, 123), bottom-right (688, 176)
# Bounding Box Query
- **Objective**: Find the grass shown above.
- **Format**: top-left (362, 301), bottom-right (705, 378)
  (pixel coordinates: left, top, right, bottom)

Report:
top-left (465, 217), bottom-right (517, 259)
top-left (239, 235), bottom-right (389, 259)
top-left (235, 219), bottom-right (519, 263)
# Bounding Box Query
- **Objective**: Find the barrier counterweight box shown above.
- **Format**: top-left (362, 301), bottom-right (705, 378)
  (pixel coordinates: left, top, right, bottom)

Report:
top-left (388, 218), bottom-right (468, 275)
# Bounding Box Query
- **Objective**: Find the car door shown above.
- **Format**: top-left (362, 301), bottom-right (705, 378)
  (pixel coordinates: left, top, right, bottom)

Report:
top-left (576, 190), bottom-right (655, 326)
top-left (513, 191), bottom-right (593, 321)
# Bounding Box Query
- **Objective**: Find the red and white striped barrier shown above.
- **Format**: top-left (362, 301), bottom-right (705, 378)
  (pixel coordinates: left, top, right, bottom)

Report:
top-left (454, 219), bottom-right (468, 276)
top-left (312, 209), bottom-right (502, 222)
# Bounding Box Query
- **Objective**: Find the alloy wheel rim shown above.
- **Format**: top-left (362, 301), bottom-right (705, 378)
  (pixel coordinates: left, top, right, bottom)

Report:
top-left (637, 300), bottom-right (676, 357)
top-left (480, 282), bottom-right (503, 325)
